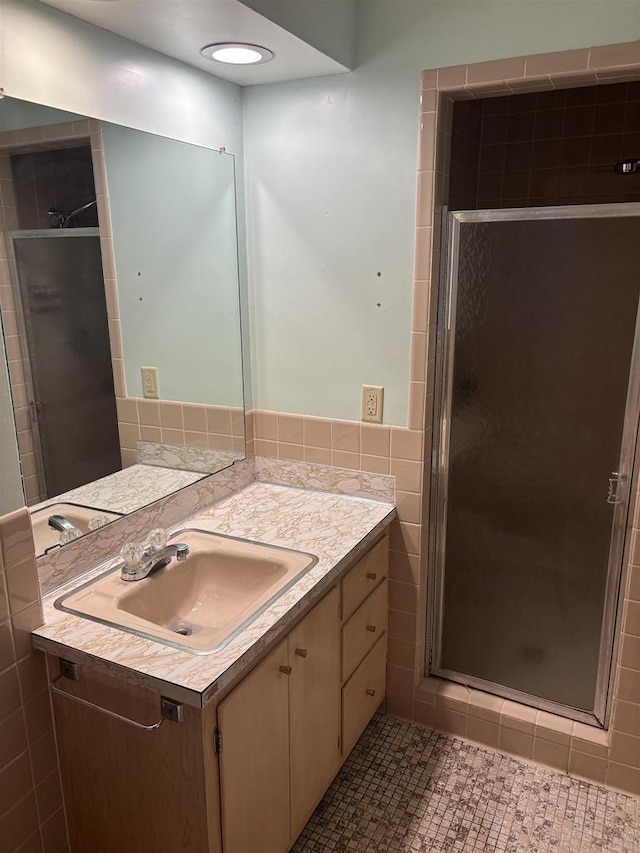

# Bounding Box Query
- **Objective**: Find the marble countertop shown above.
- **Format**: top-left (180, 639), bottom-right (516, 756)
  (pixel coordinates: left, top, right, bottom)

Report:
top-left (32, 464), bottom-right (205, 516)
top-left (32, 482), bottom-right (395, 709)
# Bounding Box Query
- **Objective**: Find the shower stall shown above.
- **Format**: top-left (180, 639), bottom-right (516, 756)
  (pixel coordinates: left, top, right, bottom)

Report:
top-left (8, 228), bottom-right (121, 499)
top-left (430, 203), bottom-right (640, 726)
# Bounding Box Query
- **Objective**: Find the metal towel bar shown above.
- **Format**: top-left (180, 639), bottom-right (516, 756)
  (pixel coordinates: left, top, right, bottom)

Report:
top-left (50, 662), bottom-right (184, 731)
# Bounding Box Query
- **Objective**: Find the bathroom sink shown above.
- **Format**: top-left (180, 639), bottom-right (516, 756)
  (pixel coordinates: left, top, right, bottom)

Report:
top-left (54, 529), bottom-right (318, 654)
top-left (31, 503), bottom-right (123, 554)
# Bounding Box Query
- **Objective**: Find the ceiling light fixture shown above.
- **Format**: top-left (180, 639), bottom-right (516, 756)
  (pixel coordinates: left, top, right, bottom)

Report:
top-left (200, 43), bottom-right (274, 65)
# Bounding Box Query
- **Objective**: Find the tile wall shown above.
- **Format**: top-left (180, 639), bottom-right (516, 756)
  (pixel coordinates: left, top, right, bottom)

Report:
top-left (0, 507), bottom-right (68, 852)
top-left (0, 120), bottom-right (98, 506)
top-left (450, 79), bottom-right (640, 210)
top-left (116, 398), bottom-right (245, 468)
top-left (12, 146), bottom-right (98, 230)
top-left (252, 42), bottom-right (640, 798)
top-left (416, 42), bottom-right (640, 796)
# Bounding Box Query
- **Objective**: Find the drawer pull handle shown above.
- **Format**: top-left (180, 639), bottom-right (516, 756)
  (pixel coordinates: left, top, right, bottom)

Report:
top-left (279, 665), bottom-right (292, 675)
top-left (294, 648), bottom-right (307, 658)
top-left (366, 688), bottom-right (376, 697)
top-left (366, 572), bottom-right (377, 580)
top-left (366, 624), bottom-right (377, 633)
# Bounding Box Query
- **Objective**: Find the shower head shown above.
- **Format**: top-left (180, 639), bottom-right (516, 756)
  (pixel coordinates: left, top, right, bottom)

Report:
top-left (47, 200), bottom-right (97, 228)
top-left (614, 159), bottom-right (640, 175)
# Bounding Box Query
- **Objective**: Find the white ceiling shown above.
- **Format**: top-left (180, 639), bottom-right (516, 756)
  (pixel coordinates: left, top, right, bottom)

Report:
top-left (39, 0), bottom-right (349, 86)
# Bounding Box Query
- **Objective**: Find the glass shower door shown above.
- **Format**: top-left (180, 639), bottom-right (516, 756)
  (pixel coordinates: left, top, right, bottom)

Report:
top-left (432, 205), bottom-right (640, 723)
top-left (9, 229), bottom-right (121, 498)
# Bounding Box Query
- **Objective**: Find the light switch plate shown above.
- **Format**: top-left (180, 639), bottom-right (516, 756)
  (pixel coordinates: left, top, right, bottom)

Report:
top-left (141, 366), bottom-right (159, 399)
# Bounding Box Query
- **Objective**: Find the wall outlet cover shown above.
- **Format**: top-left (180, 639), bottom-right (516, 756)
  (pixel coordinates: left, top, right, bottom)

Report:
top-left (141, 366), bottom-right (159, 399)
top-left (361, 385), bottom-right (384, 423)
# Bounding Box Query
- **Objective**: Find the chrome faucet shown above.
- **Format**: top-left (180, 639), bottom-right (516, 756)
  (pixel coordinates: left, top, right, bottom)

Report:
top-left (120, 528), bottom-right (189, 582)
top-left (48, 514), bottom-right (78, 533)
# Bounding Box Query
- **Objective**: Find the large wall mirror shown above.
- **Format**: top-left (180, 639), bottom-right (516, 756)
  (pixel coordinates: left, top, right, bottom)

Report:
top-left (0, 96), bottom-right (245, 556)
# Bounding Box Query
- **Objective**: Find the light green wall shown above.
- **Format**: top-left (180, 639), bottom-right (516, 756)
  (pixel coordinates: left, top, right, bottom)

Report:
top-left (244, 0), bottom-right (640, 425)
top-left (0, 329), bottom-right (23, 514)
top-left (103, 123), bottom-right (243, 407)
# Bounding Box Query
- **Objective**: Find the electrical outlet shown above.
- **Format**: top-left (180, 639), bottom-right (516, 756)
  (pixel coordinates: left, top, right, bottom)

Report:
top-left (361, 385), bottom-right (384, 423)
top-left (141, 366), bottom-right (159, 399)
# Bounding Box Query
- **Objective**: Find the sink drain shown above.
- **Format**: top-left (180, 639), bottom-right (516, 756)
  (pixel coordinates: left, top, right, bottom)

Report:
top-left (174, 625), bottom-right (192, 637)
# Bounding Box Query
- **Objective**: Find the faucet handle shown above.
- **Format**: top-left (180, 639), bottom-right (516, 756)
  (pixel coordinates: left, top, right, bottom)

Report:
top-left (120, 540), bottom-right (147, 571)
top-left (147, 528), bottom-right (168, 553)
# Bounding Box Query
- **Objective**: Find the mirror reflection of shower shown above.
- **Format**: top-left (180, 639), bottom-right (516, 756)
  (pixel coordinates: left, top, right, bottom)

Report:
top-left (48, 199), bottom-right (97, 228)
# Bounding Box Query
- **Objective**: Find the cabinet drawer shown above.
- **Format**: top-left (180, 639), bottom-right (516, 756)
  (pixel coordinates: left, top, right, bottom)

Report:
top-left (342, 579), bottom-right (387, 681)
top-left (341, 535), bottom-right (388, 621)
top-left (342, 635), bottom-right (387, 758)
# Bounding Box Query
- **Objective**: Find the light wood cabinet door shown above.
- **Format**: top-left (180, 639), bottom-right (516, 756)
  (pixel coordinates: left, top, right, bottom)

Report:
top-left (288, 587), bottom-right (341, 838)
top-left (218, 638), bottom-right (291, 853)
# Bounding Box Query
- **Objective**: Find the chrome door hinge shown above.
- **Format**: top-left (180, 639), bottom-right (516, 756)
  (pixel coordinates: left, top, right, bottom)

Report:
top-left (214, 729), bottom-right (223, 753)
top-left (607, 471), bottom-right (627, 505)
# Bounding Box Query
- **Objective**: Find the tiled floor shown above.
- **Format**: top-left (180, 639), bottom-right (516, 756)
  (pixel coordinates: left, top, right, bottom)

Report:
top-left (293, 714), bottom-right (640, 853)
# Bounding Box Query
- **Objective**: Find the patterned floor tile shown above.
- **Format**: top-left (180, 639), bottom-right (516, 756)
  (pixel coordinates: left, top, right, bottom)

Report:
top-left (292, 714), bottom-right (640, 853)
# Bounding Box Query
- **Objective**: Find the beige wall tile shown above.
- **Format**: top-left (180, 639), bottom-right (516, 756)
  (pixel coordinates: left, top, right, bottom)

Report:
top-left (11, 603), bottom-right (42, 662)
top-left (468, 690), bottom-right (504, 722)
top-left (41, 805), bottom-right (67, 852)
top-left (361, 423), bottom-right (390, 457)
top-left (533, 737), bottom-right (569, 772)
top-left (0, 751), bottom-right (34, 820)
top-left (303, 447), bottom-right (331, 465)
top-left (501, 700), bottom-right (537, 733)
top-left (414, 699), bottom-right (436, 728)
top-left (467, 56), bottom-right (525, 84)
top-left (525, 48), bottom-right (589, 77)
top-left (621, 633), bottom-right (640, 669)
top-left (0, 509), bottom-right (33, 569)
top-left (0, 667), bottom-right (21, 722)
top-left (388, 580), bottom-right (418, 615)
top-left (609, 731), bottom-right (640, 766)
top-left (613, 699), bottom-right (640, 736)
top-left (183, 404), bottom-right (207, 433)
top-left (606, 761), bottom-right (640, 796)
top-left (388, 608), bottom-right (417, 644)
top-left (278, 442), bottom-right (304, 461)
top-left (467, 716), bottom-right (499, 749)
top-left (159, 401), bottom-right (183, 430)
top-left (0, 619), bottom-right (15, 672)
top-left (390, 459), bottom-right (422, 493)
top-left (360, 455), bottom-right (390, 475)
top-left (5, 560), bottom-right (39, 617)
top-left (115, 397), bottom-right (137, 425)
top-left (331, 420), bottom-right (360, 453)
top-left (617, 667), bottom-right (640, 703)
top-left (395, 491), bottom-right (422, 525)
top-left (331, 450), bottom-right (359, 470)
top-left (303, 416), bottom-right (331, 448)
top-left (385, 691), bottom-right (415, 721)
top-left (207, 407), bottom-right (232, 436)
top-left (569, 749), bottom-right (606, 784)
top-left (254, 410), bottom-right (277, 441)
top-left (388, 637), bottom-right (418, 670)
top-left (437, 65), bottom-right (467, 88)
top-left (277, 414), bottom-right (303, 444)
top-left (588, 42), bottom-right (640, 70)
top-left (624, 601), bottom-right (640, 636)
top-left (137, 399), bottom-right (160, 427)
top-left (391, 428), bottom-right (423, 462)
top-left (499, 726), bottom-right (534, 760)
top-left (0, 710), bottom-right (27, 768)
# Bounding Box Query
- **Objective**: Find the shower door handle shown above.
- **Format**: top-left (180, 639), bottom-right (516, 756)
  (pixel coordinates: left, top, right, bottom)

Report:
top-left (607, 472), bottom-right (626, 505)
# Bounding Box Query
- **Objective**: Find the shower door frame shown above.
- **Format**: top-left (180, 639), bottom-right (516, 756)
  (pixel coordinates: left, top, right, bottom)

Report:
top-left (427, 202), bottom-right (640, 728)
top-left (6, 228), bottom-right (103, 501)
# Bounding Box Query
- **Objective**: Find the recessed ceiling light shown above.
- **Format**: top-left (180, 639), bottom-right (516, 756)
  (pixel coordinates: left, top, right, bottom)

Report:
top-left (200, 43), bottom-right (274, 66)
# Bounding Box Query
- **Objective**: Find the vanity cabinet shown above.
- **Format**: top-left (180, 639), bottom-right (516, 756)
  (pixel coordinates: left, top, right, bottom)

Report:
top-left (50, 532), bottom-right (388, 853)
top-left (218, 587), bottom-right (341, 852)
